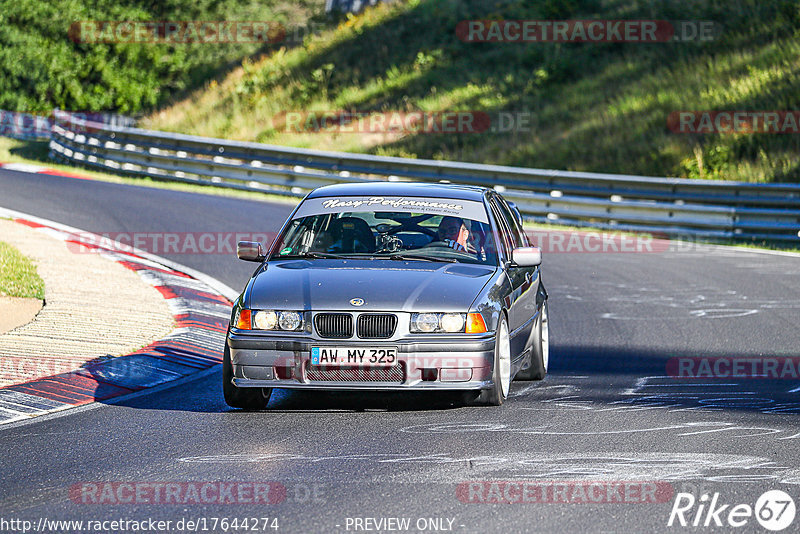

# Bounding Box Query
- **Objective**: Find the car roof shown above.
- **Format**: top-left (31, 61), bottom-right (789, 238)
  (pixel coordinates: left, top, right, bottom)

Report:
top-left (306, 182), bottom-right (491, 202)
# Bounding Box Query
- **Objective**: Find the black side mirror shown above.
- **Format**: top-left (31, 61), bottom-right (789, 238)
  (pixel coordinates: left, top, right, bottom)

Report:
top-left (237, 241), bottom-right (265, 262)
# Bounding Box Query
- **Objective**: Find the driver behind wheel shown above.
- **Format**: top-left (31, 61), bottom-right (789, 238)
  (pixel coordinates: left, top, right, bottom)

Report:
top-left (437, 216), bottom-right (476, 253)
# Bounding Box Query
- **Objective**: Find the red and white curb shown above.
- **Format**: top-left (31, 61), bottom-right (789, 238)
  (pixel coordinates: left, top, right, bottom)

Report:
top-left (0, 207), bottom-right (238, 425)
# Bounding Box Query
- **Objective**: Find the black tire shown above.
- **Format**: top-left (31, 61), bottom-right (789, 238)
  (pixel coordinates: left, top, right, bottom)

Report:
top-left (470, 314), bottom-right (511, 406)
top-left (223, 345), bottom-right (272, 410)
top-left (516, 300), bottom-right (549, 381)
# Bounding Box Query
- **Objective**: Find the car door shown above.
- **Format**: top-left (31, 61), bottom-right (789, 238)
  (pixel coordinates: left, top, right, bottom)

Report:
top-left (488, 195), bottom-right (538, 361)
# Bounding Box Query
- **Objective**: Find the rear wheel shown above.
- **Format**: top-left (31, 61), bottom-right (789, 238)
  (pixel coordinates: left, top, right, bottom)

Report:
top-left (472, 314), bottom-right (511, 406)
top-left (223, 345), bottom-right (272, 410)
top-left (516, 300), bottom-right (549, 381)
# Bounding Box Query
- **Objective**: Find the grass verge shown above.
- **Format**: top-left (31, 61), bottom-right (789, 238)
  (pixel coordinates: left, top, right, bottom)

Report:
top-left (0, 241), bottom-right (45, 299)
top-left (144, 0), bottom-right (800, 183)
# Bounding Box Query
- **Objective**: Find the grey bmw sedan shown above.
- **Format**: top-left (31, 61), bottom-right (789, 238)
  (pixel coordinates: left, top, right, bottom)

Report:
top-left (224, 182), bottom-right (549, 408)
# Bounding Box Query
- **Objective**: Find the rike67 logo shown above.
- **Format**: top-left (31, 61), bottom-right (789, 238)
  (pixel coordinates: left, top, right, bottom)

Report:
top-left (668, 490), bottom-right (796, 531)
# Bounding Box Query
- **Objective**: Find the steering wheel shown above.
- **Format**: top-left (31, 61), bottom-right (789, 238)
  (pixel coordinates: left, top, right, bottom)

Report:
top-left (377, 222), bottom-right (437, 238)
top-left (421, 239), bottom-right (461, 250)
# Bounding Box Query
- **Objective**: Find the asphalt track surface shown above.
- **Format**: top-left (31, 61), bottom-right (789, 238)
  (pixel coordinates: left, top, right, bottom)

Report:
top-left (1, 168), bottom-right (800, 533)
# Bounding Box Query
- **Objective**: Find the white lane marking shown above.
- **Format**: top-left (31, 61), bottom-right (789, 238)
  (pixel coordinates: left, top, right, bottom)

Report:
top-left (0, 163), bottom-right (47, 173)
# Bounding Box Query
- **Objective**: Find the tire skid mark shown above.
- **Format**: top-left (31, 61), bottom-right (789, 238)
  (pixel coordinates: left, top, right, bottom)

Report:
top-left (175, 450), bottom-right (800, 485)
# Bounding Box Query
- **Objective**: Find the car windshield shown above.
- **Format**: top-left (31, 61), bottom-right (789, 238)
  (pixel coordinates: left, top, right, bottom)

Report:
top-left (270, 209), bottom-right (499, 266)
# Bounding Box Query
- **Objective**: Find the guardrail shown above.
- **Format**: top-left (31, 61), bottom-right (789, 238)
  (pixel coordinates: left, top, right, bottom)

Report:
top-left (48, 110), bottom-right (800, 242)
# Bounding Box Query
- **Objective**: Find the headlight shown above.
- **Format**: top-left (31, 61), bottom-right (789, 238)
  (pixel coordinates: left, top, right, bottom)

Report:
top-left (244, 310), bottom-right (304, 331)
top-left (412, 313), bottom-right (440, 333)
top-left (278, 311), bottom-right (302, 331)
top-left (440, 313), bottom-right (465, 333)
top-left (253, 310), bottom-right (278, 330)
top-left (410, 313), bottom-right (467, 333)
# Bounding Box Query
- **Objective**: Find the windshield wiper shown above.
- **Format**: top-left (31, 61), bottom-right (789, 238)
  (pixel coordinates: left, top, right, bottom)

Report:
top-left (384, 253), bottom-right (458, 263)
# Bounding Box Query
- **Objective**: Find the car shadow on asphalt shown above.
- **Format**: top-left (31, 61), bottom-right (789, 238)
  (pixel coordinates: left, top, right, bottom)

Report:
top-left (101, 345), bottom-right (800, 415)
top-left (263, 388), bottom-right (471, 412)
top-left (101, 367), bottom-right (475, 413)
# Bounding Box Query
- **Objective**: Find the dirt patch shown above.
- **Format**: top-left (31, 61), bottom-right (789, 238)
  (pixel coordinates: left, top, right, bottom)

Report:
top-left (0, 295), bottom-right (43, 333)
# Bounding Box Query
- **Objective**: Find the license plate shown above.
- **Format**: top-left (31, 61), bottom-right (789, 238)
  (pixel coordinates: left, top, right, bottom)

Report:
top-left (310, 347), bottom-right (398, 367)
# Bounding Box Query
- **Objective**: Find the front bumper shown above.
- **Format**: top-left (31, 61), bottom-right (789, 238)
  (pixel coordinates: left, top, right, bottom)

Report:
top-left (227, 331), bottom-right (495, 391)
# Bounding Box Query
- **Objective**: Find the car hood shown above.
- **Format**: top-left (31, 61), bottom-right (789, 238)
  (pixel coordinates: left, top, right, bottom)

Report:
top-left (247, 259), bottom-right (496, 312)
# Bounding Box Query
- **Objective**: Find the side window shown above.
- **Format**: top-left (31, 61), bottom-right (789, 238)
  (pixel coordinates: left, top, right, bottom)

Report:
top-left (502, 200), bottom-right (529, 246)
top-left (488, 198), bottom-right (514, 259)
top-left (496, 198), bottom-right (526, 248)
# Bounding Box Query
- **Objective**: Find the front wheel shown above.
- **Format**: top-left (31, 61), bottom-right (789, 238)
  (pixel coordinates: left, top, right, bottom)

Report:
top-left (223, 345), bottom-right (272, 410)
top-left (472, 314), bottom-right (511, 406)
top-left (516, 300), bottom-right (549, 381)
